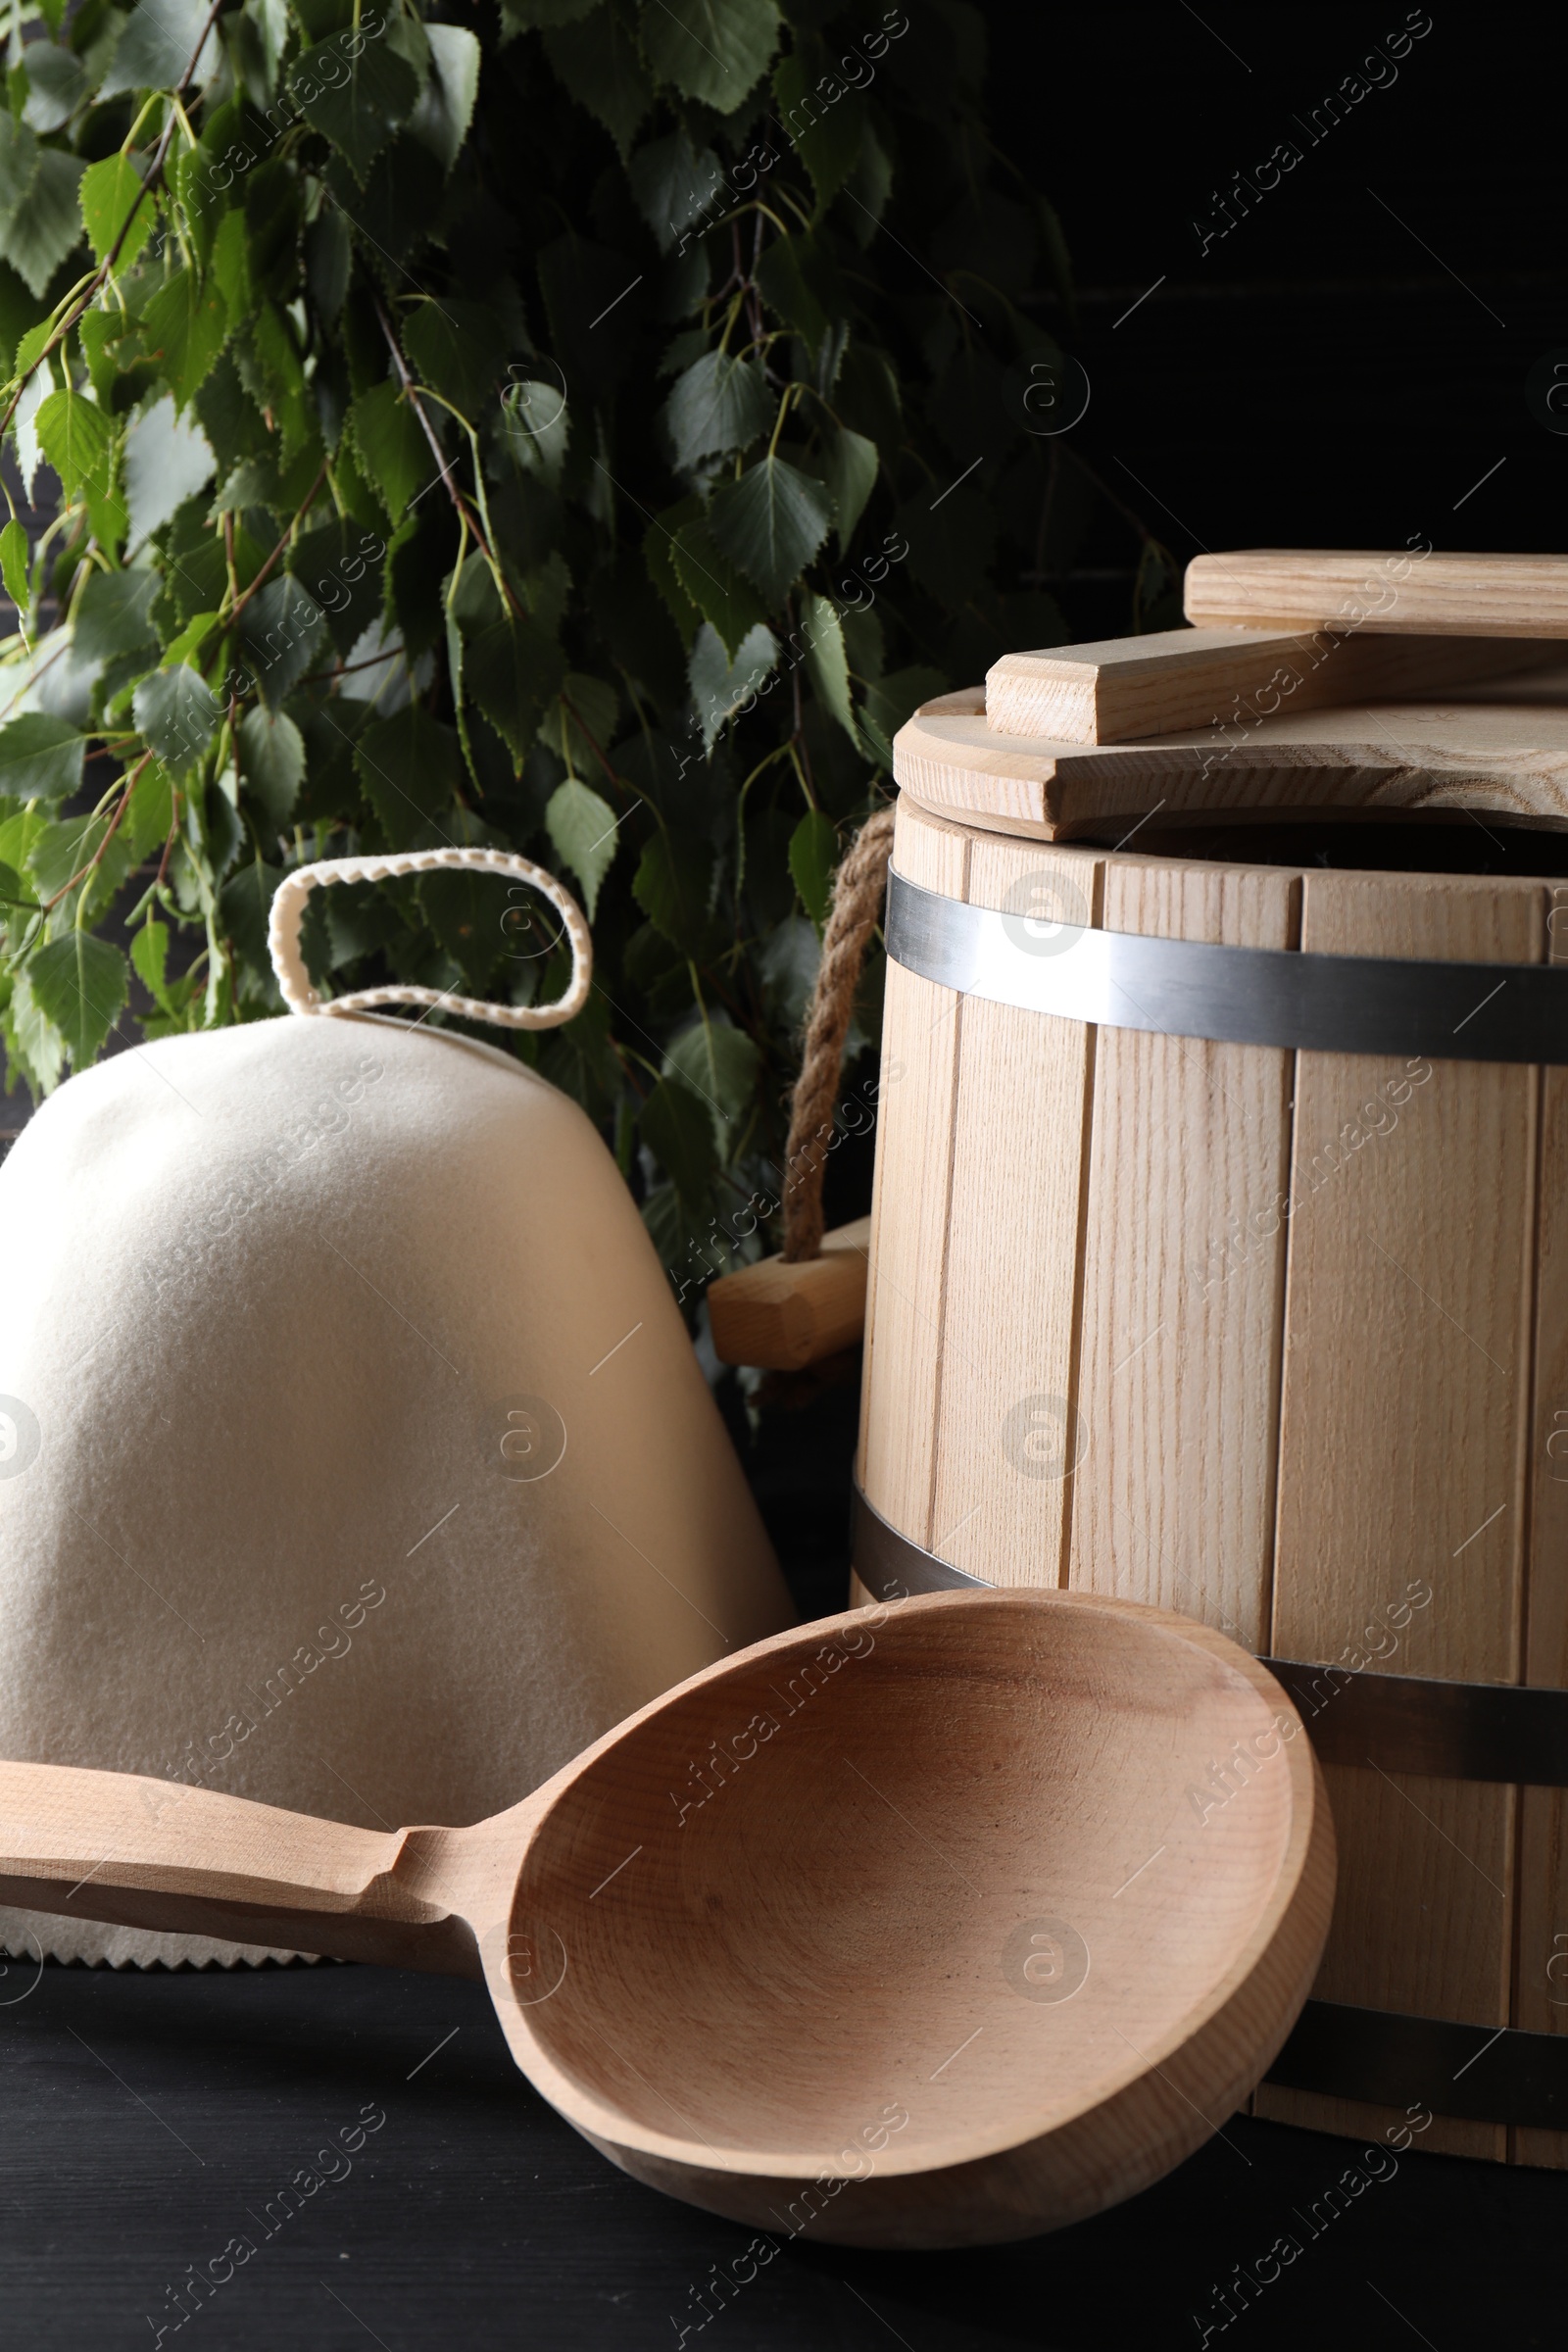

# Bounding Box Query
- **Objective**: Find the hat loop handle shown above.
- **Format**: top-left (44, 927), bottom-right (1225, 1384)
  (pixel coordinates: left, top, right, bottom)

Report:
top-left (268, 848), bottom-right (593, 1031)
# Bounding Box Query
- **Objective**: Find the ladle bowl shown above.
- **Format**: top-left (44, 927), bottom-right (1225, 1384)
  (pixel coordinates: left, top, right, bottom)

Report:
top-left (0, 1590), bottom-right (1333, 2247)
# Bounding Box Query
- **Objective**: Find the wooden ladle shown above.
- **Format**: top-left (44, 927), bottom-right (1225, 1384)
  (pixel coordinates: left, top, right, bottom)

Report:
top-left (0, 1590), bottom-right (1332, 2248)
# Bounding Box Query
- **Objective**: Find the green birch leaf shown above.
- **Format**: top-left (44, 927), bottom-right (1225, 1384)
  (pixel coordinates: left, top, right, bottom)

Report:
top-left (141, 268), bottom-right (228, 408)
top-left (224, 0), bottom-right (291, 111)
top-left (545, 774), bottom-right (618, 919)
top-left (634, 829), bottom-right (713, 954)
top-left (840, 601), bottom-right (884, 684)
top-left (200, 774), bottom-right (244, 886)
top-left (384, 6), bottom-right (433, 74)
top-left (122, 393), bottom-right (216, 546)
top-left (542, 5), bottom-right (651, 159)
top-left (35, 386), bottom-right (113, 501)
top-left (408, 24), bottom-right (480, 172)
top-left (354, 705), bottom-right (461, 848)
top-left (26, 931), bottom-right (127, 1067)
top-left (637, 1073), bottom-right (715, 1206)
top-left (99, 0), bottom-right (221, 100)
top-left (772, 48), bottom-right (863, 216)
top-left (754, 230), bottom-right (829, 347)
top-left (789, 807), bottom-right (838, 926)
top-left (757, 912), bottom-right (819, 1030)
top-left (349, 379), bottom-right (432, 519)
top-left (5, 963), bottom-right (66, 1094)
top-left (861, 663), bottom-right (949, 744)
top-left (664, 1018), bottom-right (760, 1156)
top-left (9, 149), bottom-right (86, 301)
top-left (220, 858), bottom-right (285, 984)
top-left (79, 152), bottom-right (154, 270)
top-left (160, 610), bottom-right (220, 668)
top-left (640, 0), bottom-right (780, 115)
top-left (670, 518), bottom-right (767, 658)
top-left (21, 42), bottom-right (88, 135)
top-left (133, 663), bottom-right (221, 772)
top-left (236, 575), bottom-right (327, 710)
top-left (638, 1183), bottom-right (698, 1284)
top-left (859, 706), bottom-right (893, 771)
top-left (305, 205), bottom-right (349, 325)
top-left (707, 455), bottom-right (833, 606)
top-left (165, 138), bottom-right (218, 256)
top-left (644, 497), bottom-right (702, 647)
top-left (214, 439), bottom-right (322, 516)
top-left (418, 858), bottom-right (507, 992)
top-left (381, 513), bottom-right (447, 662)
top-left (542, 672), bottom-right (620, 772)
top-left (25, 811), bottom-right (137, 910)
top-left (500, 375), bottom-right (569, 484)
top-left (0, 713), bottom-right (83, 802)
top-left (465, 612), bottom-right (566, 761)
top-left (448, 546), bottom-right (501, 629)
top-left (23, 313), bottom-right (66, 388)
top-left (687, 618), bottom-right (775, 754)
top-left (194, 348), bottom-right (267, 476)
top-left (244, 153), bottom-right (304, 286)
top-left (287, 515), bottom-right (385, 658)
top-left (34, 823), bottom-right (104, 937)
top-left (0, 808), bottom-right (48, 881)
top-left (243, 295), bottom-right (307, 412)
top-left (74, 568), bottom-right (161, 664)
top-left (662, 349), bottom-right (774, 469)
top-left (125, 758), bottom-right (174, 858)
top-left (130, 914), bottom-right (173, 1010)
top-left (210, 208), bottom-right (252, 320)
top-left (402, 299), bottom-right (505, 419)
top-left (626, 127), bottom-right (721, 254)
top-left (823, 423), bottom-right (878, 550)
top-left (289, 39), bottom-right (419, 183)
top-left (0, 116), bottom-right (41, 227)
top-left (238, 706), bottom-right (306, 831)
top-left (800, 591), bottom-right (863, 753)
top-left (248, 294), bottom-right (310, 413)
top-left (0, 519), bottom-right (30, 612)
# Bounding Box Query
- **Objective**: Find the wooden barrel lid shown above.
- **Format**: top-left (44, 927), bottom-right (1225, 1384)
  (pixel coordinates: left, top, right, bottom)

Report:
top-left (894, 671), bottom-right (1568, 843)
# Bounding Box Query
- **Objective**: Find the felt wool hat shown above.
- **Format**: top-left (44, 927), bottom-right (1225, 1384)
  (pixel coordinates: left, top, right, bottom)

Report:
top-left (0, 851), bottom-right (792, 1966)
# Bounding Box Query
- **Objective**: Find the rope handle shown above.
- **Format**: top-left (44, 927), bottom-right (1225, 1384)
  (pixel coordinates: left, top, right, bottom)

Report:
top-left (781, 804), bottom-right (896, 1263)
top-left (268, 848), bottom-right (593, 1031)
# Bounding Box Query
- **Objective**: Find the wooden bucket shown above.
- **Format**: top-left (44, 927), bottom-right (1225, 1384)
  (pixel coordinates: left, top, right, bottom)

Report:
top-left (850, 683), bottom-right (1568, 2167)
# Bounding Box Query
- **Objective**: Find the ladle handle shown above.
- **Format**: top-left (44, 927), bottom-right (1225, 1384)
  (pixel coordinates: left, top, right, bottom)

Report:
top-left (0, 1760), bottom-right (483, 1974)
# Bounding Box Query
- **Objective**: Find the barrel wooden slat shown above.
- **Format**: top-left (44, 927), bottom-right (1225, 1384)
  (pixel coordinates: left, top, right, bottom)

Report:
top-left (1066, 859), bottom-right (1299, 1650)
top-left (858, 803), bottom-right (970, 1547)
top-left (1516, 880), bottom-right (1568, 2169)
top-left (1255, 869), bottom-right (1544, 2161)
top-left (928, 834), bottom-right (1105, 1586)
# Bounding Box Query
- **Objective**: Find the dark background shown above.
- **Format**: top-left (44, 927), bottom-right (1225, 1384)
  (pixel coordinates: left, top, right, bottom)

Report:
top-left (989, 3), bottom-right (1565, 639)
top-left (6, 7), bottom-right (1566, 2345)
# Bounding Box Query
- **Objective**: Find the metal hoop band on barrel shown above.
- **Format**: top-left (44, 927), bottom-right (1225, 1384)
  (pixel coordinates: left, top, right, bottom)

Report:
top-left (851, 1485), bottom-right (1568, 1782)
top-left (852, 1481), bottom-right (1568, 2131)
top-left (886, 865), bottom-right (1568, 1063)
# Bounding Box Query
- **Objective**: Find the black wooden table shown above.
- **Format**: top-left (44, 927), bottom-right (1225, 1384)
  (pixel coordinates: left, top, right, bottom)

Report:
top-left (4, 1382), bottom-right (1559, 2345)
top-left (0, 1952), bottom-right (1557, 2349)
